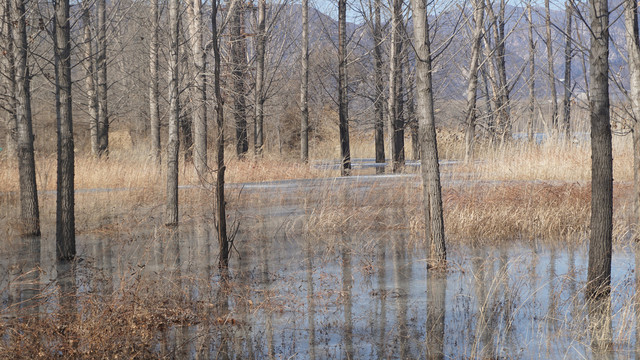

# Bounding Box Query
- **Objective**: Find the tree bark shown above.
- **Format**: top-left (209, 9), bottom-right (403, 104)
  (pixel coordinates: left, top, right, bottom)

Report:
top-left (212, 0), bottom-right (228, 268)
top-left (388, 0), bottom-right (404, 172)
top-left (527, 1), bottom-right (535, 144)
top-left (255, 0), bottom-right (266, 155)
top-left (149, 0), bottom-right (161, 164)
top-left (300, 0), bottom-right (309, 162)
top-left (338, 0), bottom-right (351, 175)
top-left (82, 0), bottom-right (99, 157)
top-left (545, 0), bottom-right (558, 132)
top-left (463, 0), bottom-right (485, 163)
top-left (231, 2), bottom-right (248, 157)
top-left (372, 0), bottom-right (385, 171)
top-left (586, 0), bottom-right (612, 301)
top-left (187, 0), bottom-right (207, 174)
top-left (624, 0), bottom-right (640, 238)
top-left (54, 0), bottom-right (75, 260)
top-left (97, 0), bottom-right (108, 156)
top-left (410, 0), bottom-right (446, 266)
top-left (166, 0), bottom-right (180, 226)
top-left (561, 0), bottom-right (573, 138)
top-left (13, 0), bottom-right (40, 236)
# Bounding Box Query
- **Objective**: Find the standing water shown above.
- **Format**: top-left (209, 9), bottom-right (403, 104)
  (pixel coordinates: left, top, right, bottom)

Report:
top-left (0, 176), bottom-right (637, 359)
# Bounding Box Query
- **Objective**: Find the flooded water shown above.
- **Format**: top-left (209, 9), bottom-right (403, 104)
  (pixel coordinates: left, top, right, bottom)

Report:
top-left (1, 176), bottom-right (638, 359)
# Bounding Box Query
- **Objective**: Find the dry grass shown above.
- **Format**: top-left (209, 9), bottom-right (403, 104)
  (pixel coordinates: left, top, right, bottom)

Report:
top-left (298, 179), bottom-right (635, 245)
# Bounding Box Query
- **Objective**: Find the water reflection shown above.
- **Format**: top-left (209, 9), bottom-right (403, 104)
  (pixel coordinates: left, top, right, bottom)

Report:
top-left (2, 212), bottom-right (640, 358)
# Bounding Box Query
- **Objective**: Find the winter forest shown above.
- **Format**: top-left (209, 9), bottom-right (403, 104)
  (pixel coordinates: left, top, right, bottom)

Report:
top-left (1, 0), bottom-right (640, 358)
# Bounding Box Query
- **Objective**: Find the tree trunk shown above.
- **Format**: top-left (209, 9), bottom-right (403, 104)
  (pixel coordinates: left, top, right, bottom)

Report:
top-left (255, 0), bottom-right (266, 155)
top-left (13, 0), bottom-right (40, 236)
top-left (463, 0), bottom-right (485, 163)
top-left (338, 0), bottom-right (351, 175)
top-left (187, 0), bottom-right (207, 174)
top-left (495, 0), bottom-right (511, 141)
top-left (212, 0), bottom-right (228, 268)
top-left (166, 0), bottom-right (180, 226)
top-left (372, 0), bottom-right (385, 172)
top-left (1, 1), bottom-right (17, 158)
top-left (149, 0), bottom-right (161, 164)
top-left (300, 0), bottom-right (309, 162)
top-left (97, 0), bottom-right (108, 157)
top-left (231, 3), bottom-right (248, 157)
top-left (82, 0), bottom-right (98, 157)
top-left (625, 0), bottom-right (640, 238)
top-left (527, 1), bottom-right (535, 144)
top-left (586, 0), bottom-right (612, 301)
top-left (545, 0), bottom-right (558, 132)
top-left (562, 0), bottom-right (573, 138)
top-left (387, 0), bottom-right (405, 172)
top-left (410, 0), bottom-right (446, 266)
top-left (54, 0), bottom-right (75, 260)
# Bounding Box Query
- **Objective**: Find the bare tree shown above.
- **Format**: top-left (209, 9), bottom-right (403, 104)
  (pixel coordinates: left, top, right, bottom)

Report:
top-left (484, 0), bottom-right (510, 141)
top-left (463, 0), bottom-right (485, 163)
top-left (410, 0), bottom-right (445, 265)
top-left (212, 0), bottom-right (228, 268)
top-left (586, 0), bottom-right (612, 301)
top-left (187, 0), bottom-right (207, 174)
top-left (388, 0), bottom-right (405, 172)
top-left (231, 2), bottom-right (248, 157)
top-left (625, 0), bottom-right (640, 236)
top-left (97, 0), bottom-right (109, 156)
top-left (55, 0), bottom-right (75, 260)
top-left (12, 0), bottom-right (40, 236)
top-left (149, 0), bottom-right (161, 163)
top-left (527, 1), bottom-right (535, 143)
top-left (545, 0), bottom-right (558, 131)
top-left (1, 1), bottom-right (17, 157)
top-left (255, 0), bottom-right (266, 155)
top-left (373, 0), bottom-right (385, 170)
top-left (166, 0), bottom-right (180, 226)
top-left (338, 0), bottom-right (351, 175)
top-left (561, 0), bottom-right (573, 137)
top-left (82, 0), bottom-right (99, 157)
top-left (300, 0), bottom-right (309, 162)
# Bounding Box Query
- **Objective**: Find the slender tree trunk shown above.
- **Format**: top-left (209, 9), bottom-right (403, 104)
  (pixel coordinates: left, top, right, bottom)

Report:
top-left (338, 0), bottom-right (351, 175)
top-left (562, 0), bottom-right (573, 138)
top-left (388, 0), bottom-right (402, 172)
top-left (586, 0), bottom-right (612, 301)
top-left (54, 0), bottom-right (75, 260)
top-left (1, 1), bottom-right (17, 157)
top-left (212, 0), bottom-right (228, 268)
top-left (231, 3), bottom-right (248, 157)
top-left (179, 18), bottom-right (193, 162)
top-left (545, 0), bottom-right (558, 132)
top-left (481, 64), bottom-right (495, 139)
top-left (187, 0), bottom-right (207, 174)
top-left (624, 0), bottom-right (640, 237)
top-left (495, 0), bottom-right (510, 141)
top-left (411, 0), bottom-right (445, 266)
top-left (300, 0), bottom-right (309, 162)
top-left (527, 1), bottom-right (535, 144)
top-left (13, 0), bottom-right (40, 236)
top-left (482, 14), bottom-right (501, 140)
top-left (97, 0), bottom-right (108, 156)
top-left (255, 0), bottom-right (266, 155)
top-left (82, 0), bottom-right (98, 157)
top-left (149, 0), bottom-right (161, 164)
top-left (463, 0), bottom-right (485, 163)
top-left (373, 0), bottom-right (385, 171)
top-left (166, 0), bottom-right (180, 226)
